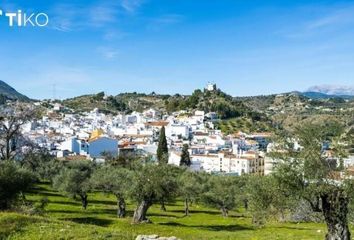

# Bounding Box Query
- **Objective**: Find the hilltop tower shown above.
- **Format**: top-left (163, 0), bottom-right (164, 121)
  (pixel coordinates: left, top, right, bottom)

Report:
top-left (205, 82), bottom-right (217, 91)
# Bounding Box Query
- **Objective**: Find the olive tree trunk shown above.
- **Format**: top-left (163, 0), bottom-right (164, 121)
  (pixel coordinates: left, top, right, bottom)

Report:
top-left (132, 200), bottom-right (152, 224)
top-left (80, 194), bottom-right (88, 210)
top-left (321, 190), bottom-right (350, 240)
top-left (221, 206), bottom-right (228, 217)
top-left (117, 197), bottom-right (126, 218)
top-left (184, 198), bottom-right (189, 216)
top-left (160, 200), bottom-right (166, 212)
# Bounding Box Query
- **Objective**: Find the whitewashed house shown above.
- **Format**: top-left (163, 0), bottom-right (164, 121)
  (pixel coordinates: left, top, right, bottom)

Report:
top-left (87, 136), bottom-right (118, 158)
top-left (166, 124), bottom-right (189, 139)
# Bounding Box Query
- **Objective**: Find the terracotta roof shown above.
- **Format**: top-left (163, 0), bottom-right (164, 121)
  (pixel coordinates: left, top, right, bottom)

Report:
top-left (144, 121), bottom-right (169, 127)
top-left (194, 132), bottom-right (208, 136)
top-left (192, 154), bottom-right (219, 158)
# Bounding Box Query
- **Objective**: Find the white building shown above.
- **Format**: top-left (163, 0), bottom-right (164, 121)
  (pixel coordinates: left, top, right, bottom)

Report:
top-left (87, 136), bottom-right (118, 158)
top-left (166, 124), bottom-right (189, 139)
top-left (59, 133), bottom-right (118, 158)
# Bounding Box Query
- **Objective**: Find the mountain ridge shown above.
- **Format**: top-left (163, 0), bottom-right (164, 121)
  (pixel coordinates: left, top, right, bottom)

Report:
top-left (0, 80), bottom-right (30, 102)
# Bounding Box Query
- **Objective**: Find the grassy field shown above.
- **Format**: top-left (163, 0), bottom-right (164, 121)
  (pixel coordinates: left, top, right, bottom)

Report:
top-left (0, 183), bottom-right (345, 240)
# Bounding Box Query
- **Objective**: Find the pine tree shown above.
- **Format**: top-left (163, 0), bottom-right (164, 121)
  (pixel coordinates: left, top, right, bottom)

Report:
top-left (157, 126), bottom-right (168, 164)
top-left (180, 144), bottom-right (191, 167)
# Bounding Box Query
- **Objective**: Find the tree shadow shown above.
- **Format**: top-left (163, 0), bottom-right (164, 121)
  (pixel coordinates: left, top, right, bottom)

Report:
top-left (48, 208), bottom-right (87, 214)
top-left (159, 222), bottom-right (253, 232)
top-left (148, 212), bottom-right (180, 218)
top-left (89, 209), bottom-right (135, 216)
top-left (89, 199), bottom-right (117, 205)
top-left (169, 209), bottom-right (221, 215)
top-left (62, 217), bottom-right (114, 227)
top-left (275, 225), bottom-right (318, 231)
top-left (29, 185), bottom-right (49, 192)
top-left (48, 200), bottom-right (81, 206)
top-left (229, 214), bottom-right (249, 219)
top-left (27, 190), bottom-right (63, 197)
top-left (202, 224), bottom-right (253, 232)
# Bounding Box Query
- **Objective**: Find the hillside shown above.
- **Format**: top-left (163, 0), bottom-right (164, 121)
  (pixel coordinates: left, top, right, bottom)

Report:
top-left (61, 88), bottom-right (354, 135)
top-left (62, 92), bottom-right (167, 114)
top-left (62, 88), bottom-right (264, 119)
top-left (237, 92), bottom-right (354, 132)
top-left (0, 80), bottom-right (30, 103)
top-left (61, 88), bottom-right (273, 133)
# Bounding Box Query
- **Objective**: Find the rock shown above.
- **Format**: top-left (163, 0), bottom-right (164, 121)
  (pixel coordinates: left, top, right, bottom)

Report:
top-left (148, 235), bottom-right (159, 239)
top-left (135, 235), bottom-right (181, 240)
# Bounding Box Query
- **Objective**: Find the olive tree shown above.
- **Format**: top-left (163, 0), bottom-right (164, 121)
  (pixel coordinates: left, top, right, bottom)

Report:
top-left (53, 161), bottom-right (93, 210)
top-left (130, 164), bottom-right (179, 223)
top-left (271, 122), bottom-right (353, 240)
top-left (178, 170), bottom-right (204, 216)
top-left (0, 161), bottom-right (36, 209)
top-left (246, 175), bottom-right (294, 225)
top-left (202, 174), bottom-right (237, 217)
top-left (0, 104), bottom-right (36, 161)
top-left (91, 166), bottom-right (132, 218)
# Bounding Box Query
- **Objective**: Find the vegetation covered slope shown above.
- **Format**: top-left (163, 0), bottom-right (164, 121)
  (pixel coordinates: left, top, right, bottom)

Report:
top-left (0, 80), bottom-right (30, 103)
top-left (62, 92), bottom-right (168, 114)
top-left (61, 89), bottom-right (354, 135)
top-left (237, 92), bottom-right (354, 132)
top-left (62, 88), bottom-right (266, 120)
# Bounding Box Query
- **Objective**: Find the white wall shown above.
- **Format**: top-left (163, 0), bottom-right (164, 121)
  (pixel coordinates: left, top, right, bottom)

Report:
top-left (89, 137), bottom-right (118, 158)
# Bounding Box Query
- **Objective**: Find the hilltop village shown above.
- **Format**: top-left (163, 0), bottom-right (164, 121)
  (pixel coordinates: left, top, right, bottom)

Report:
top-left (17, 84), bottom-right (353, 176)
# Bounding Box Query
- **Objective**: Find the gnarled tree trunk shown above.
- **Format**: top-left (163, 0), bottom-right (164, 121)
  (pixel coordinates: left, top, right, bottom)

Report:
top-left (221, 206), bottom-right (228, 217)
top-left (243, 199), bottom-right (248, 210)
top-left (184, 198), bottom-right (189, 216)
top-left (80, 194), bottom-right (88, 210)
top-left (132, 200), bottom-right (152, 224)
top-left (321, 190), bottom-right (350, 240)
top-left (117, 197), bottom-right (126, 218)
top-left (160, 200), bottom-right (166, 212)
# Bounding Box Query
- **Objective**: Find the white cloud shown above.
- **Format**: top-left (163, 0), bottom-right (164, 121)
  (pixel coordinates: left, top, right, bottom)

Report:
top-left (89, 4), bottom-right (118, 27)
top-left (50, 2), bottom-right (121, 32)
top-left (147, 14), bottom-right (184, 31)
top-left (103, 29), bottom-right (128, 40)
top-left (97, 46), bottom-right (119, 59)
top-left (306, 6), bottom-right (354, 30)
top-left (120, 0), bottom-right (145, 13)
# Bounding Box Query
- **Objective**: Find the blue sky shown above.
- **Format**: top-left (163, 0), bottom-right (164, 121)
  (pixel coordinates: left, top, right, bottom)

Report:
top-left (0, 0), bottom-right (354, 99)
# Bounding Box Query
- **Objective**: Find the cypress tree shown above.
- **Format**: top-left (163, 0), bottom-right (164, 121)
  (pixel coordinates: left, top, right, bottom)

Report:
top-left (180, 144), bottom-right (191, 167)
top-left (157, 126), bottom-right (168, 164)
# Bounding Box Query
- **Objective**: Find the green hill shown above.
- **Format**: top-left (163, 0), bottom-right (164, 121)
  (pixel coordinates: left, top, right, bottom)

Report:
top-left (0, 80), bottom-right (30, 103)
top-left (63, 88), bottom-right (264, 119)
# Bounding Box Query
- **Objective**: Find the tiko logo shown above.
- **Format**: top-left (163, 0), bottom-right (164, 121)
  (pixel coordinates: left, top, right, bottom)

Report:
top-left (0, 9), bottom-right (49, 27)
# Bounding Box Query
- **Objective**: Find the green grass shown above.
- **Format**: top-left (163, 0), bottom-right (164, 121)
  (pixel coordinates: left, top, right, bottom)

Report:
top-left (0, 183), bottom-right (346, 240)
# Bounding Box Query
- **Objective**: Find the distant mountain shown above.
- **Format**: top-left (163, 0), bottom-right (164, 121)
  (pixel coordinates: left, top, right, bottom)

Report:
top-left (304, 85), bottom-right (354, 99)
top-left (0, 80), bottom-right (30, 102)
top-left (302, 91), bottom-right (354, 100)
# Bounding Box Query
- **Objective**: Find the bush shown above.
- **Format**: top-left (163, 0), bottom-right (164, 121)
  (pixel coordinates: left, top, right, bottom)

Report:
top-left (0, 161), bottom-right (36, 210)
